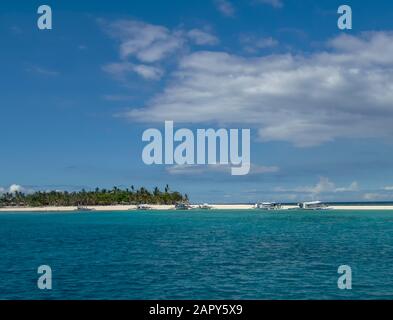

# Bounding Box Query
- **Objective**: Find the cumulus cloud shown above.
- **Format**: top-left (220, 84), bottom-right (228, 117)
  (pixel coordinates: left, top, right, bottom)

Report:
top-left (104, 19), bottom-right (184, 63)
top-left (275, 177), bottom-right (359, 195)
top-left (335, 181), bottom-right (359, 193)
top-left (123, 32), bottom-right (393, 147)
top-left (102, 20), bottom-right (219, 81)
top-left (187, 29), bottom-right (219, 45)
top-left (0, 184), bottom-right (26, 194)
top-left (214, 0), bottom-right (235, 17)
top-left (103, 62), bottom-right (163, 80)
top-left (9, 184), bottom-right (23, 193)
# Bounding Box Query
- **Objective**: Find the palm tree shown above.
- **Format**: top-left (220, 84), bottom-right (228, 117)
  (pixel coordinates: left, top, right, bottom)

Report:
top-left (1, 185), bottom-right (187, 207)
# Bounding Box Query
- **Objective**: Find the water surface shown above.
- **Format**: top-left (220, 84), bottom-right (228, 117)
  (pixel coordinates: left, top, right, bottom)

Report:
top-left (1, 210), bottom-right (392, 299)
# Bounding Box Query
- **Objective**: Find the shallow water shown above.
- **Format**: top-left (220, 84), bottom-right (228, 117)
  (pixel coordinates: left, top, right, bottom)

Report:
top-left (1, 210), bottom-right (393, 299)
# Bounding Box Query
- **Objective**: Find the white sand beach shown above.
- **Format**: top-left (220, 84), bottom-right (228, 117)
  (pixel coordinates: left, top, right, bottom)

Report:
top-left (1, 204), bottom-right (393, 212)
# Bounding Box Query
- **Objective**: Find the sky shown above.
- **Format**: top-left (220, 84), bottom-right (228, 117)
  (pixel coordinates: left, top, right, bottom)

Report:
top-left (1, 0), bottom-right (393, 203)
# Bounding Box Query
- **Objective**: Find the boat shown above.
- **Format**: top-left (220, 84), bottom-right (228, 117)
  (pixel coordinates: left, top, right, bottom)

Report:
top-left (198, 203), bottom-right (212, 210)
top-left (76, 206), bottom-right (95, 212)
top-left (137, 204), bottom-right (152, 210)
top-left (175, 203), bottom-right (192, 210)
top-left (254, 202), bottom-right (282, 210)
top-left (299, 201), bottom-right (333, 211)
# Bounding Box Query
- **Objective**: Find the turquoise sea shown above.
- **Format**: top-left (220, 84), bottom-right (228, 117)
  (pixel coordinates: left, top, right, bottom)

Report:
top-left (1, 210), bottom-right (393, 300)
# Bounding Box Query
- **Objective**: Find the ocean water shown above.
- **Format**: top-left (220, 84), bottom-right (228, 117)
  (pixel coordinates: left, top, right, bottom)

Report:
top-left (1, 210), bottom-right (393, 300)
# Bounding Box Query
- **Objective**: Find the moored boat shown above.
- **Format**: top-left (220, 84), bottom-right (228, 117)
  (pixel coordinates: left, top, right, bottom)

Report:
top-left (76, 206), bottom-right (95, 212)
top-left (198, 203), bottom-right (213, 210)
top-left (137, 204), bottom-right (153, 210)
top-left (254, 202), bottom-right (282, 210)
top-left (299, 201), bottom-right (333, 211)
top-left (175, 203), bottom-right (192, 210)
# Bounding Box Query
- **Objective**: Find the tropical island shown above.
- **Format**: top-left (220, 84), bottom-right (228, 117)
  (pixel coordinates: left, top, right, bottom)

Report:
top-left (0, 185), bottom-right (188, 208)
top-left (2, 186), bottom-right (393, 212)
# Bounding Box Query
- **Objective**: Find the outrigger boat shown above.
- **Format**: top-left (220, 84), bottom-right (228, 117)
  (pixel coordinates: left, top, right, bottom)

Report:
top-left (175, 203), bottom-right (192, 210)
top-left (299, 201), bottom-right (333, 211)
top-left (137, 204), bottom-right (153, 210)
top-left (198, 203), bottom-right (213, 210)
top-left (254, 202), bottom-right (282, 210)
top-left (76, 206), bottom-right (95, 212)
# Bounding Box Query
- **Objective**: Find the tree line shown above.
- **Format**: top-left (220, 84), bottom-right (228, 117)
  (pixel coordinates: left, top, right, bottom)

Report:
top-left (0, 185), bottom-right (189, 207)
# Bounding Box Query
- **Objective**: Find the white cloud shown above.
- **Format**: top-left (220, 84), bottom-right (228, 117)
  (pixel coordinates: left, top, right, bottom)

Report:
top-left (275, 177), bottom-right (335, 194)
top-left (166, 163), bottom-right (279, 175)
top-left (335, 182), bottom-right (359, 192)
top-left (103, 62), bottom-right (163, 80)
top-left (9, 184), bottom-right (23, 193)
top-left (123, 32), bottom-right (393, 147)
top-left (102, 20), bottom-right (220, 81)
top-left (187, 29), bottom-right (219, 45)
top-left (256, 0), bottom-right (283, 8)
top-left (310, 177), bottom-right (336, 194)
top-left (214, 0), bottom-right (235, 17)
top-left (383, 186), bottom-right (393, 191)
top-left (0, 184), bottom-right (26, 194)
top-left (132, 64), bottom-right (164, 80)
top-left (104, 19), bottom-right (184, 63)
top-left (275, 177), bottom-right (359, 195)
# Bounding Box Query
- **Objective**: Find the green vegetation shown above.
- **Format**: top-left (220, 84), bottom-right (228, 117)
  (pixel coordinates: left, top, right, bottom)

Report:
top-left (0, 185), bottom-right (189, 207)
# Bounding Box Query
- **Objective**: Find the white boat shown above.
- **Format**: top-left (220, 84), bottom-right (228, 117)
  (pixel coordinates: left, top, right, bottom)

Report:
top-left (198, 203), bottom-right (212, 210)
top-left (137, 204), bottom-right (152, 210)
top-left (299, 201), bottom-right (333, 210)
top-left (254, 202), bottom-right (282, 210)
top-left (175, 203), bottom-right (192, 210)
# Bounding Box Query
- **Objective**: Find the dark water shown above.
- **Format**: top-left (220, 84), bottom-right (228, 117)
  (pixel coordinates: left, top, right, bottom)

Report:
top-left (1, 210), bottom-right (393, 300)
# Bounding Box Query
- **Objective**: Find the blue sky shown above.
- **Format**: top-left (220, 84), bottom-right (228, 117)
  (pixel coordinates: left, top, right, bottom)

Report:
top-left (1, 0), bottom-right (393, 202)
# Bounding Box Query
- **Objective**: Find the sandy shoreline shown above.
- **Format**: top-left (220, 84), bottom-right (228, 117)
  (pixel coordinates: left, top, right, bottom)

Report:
top-left (1, 204), bottom-right (393, 212)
